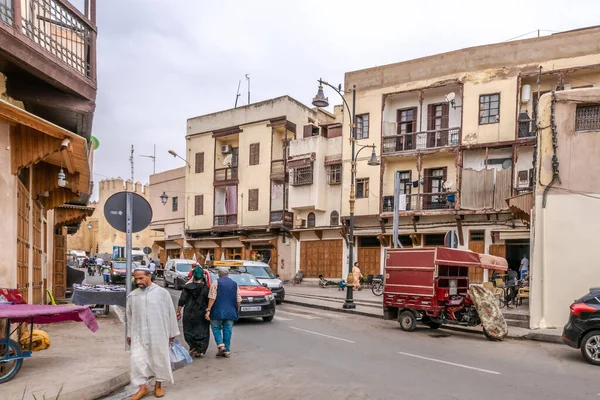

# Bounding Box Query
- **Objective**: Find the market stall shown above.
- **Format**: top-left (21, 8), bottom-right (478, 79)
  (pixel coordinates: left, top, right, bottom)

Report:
top-left (71, 284), bottom-right (127, 315)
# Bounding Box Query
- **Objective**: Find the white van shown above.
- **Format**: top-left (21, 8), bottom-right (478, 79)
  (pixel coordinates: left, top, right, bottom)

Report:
top-left (213, 260), bottom-right (285, 304)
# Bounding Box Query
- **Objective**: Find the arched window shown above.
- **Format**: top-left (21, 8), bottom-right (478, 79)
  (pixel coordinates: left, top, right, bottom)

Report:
top-left (330, 211), bottom-right (339, 226)
top-left (307, 212), bottom-right (316, 228)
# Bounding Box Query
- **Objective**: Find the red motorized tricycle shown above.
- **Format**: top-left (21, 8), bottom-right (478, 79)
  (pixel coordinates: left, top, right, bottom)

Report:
top-left (382, 247), bottom-right (508, 341)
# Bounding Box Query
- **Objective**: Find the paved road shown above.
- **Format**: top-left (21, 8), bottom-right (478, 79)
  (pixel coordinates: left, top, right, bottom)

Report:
top-left (105, 281), bottom-right (599, 400)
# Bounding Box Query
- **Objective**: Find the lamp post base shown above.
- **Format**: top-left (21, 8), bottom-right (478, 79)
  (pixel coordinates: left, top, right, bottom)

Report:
top-left (342, 301), bottom-right (356, 309)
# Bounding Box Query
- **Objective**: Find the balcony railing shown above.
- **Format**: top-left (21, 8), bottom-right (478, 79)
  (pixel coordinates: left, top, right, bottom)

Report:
top-left (0, 0), bottom-right (96, 81)
top-left (214, 214), bottom-right (237, 226)
top-left (270, 210), bottom-right (293, 227)
top-left (382, 127), bottom-right (460, 154)
top-left (214, 167), bottom-right (238, 182)
top-left (382, 192), bottom-right (456, 212)
top-left (270, 159), bottom-right (286, 180)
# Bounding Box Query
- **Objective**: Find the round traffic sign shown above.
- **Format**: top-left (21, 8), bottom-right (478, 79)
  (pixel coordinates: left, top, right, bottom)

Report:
top-left (104, 191), bottom-right (153, 233)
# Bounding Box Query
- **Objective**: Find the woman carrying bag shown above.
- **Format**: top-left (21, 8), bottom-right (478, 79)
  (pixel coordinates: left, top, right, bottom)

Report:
top-left (176, 266), bottom-right (210, 358)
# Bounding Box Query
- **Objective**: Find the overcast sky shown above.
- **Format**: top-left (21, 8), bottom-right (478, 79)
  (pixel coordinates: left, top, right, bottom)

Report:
top-left (83, 0), bottom-right (600, 196)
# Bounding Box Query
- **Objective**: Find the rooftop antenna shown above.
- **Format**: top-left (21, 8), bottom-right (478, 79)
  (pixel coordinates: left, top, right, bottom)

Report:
top-left (245, 74), bottom-right (250, 105)
top-left (140, 144), bottom-right (156, 174)
top-left (129, 144), bottom-right (134, 183)
top-left (234, 80), bottom-right (241, 108)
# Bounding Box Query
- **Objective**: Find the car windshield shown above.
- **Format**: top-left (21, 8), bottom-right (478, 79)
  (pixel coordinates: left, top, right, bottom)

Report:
top-left (228, 274), bottom-right (261, 286)
top-left (132, 255), bottom-right (144, 262)
top-left (245, 266), bottom-right (276, 279)
top-left (176, 263), bottom-right (193, 273)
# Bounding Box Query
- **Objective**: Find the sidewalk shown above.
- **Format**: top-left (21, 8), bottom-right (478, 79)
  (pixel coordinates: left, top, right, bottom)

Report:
top-left (2, 310), bottom-right (129, 400)
top-left (284, 285), bottom-right (563, 344)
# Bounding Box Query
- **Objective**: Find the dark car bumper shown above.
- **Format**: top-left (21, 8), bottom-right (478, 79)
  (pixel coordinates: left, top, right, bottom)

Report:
top-left (563, 320), bottom-right (583, 348)
top-left (239, 300), bottom-right (276, 319)
top-left (271, 287), bottom-right (285, 301)
top-left (111, 273), bottom-right (126, 283)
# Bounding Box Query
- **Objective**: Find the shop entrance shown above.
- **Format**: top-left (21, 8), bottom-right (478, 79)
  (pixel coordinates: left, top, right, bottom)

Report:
top-left (506, 239), bottom-right (529, 276)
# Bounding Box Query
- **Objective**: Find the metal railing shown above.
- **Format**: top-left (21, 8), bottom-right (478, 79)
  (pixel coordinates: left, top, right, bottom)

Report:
top-left (382, 192), bottom-right (456, 212)
top-left (0, 0), bottom-right (96, 80)
top-left (214, 214), bottom-right (237, 226)
top-left (382, 127), bottom-right (460, 154)
top-left (214, 167), bottom-right (238, 182)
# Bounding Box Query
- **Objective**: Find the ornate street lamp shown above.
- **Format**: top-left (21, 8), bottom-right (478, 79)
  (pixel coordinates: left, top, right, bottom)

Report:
top-left (160, 191), bottom-right (169, 206)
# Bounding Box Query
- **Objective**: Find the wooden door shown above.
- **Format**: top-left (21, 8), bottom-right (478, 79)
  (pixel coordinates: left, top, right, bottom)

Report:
top-left (488, 244), bottom-right (507, 279)
top-left (53, 233), bottom-right (67, 299)
top-left (358, 247), bottom-right (381, 277)
top-left (17, 181), bottom-right (29, 303)
top-left (32, 202), bottom-right (43, 304)
top-left (468, 230), bottom-right (485, 284)
top-left (300, 240), bottom-right (342, 278)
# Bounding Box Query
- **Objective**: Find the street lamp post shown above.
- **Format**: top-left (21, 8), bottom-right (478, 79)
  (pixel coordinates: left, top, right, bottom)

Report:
top-left (168, 150), bottom-right (191, 169)
top-left (312, 79), bottom-right (380, 309)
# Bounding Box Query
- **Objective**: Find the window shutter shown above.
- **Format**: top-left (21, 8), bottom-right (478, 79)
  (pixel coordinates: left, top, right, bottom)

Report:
top-left (442, 167), bottom-right (448, 184)
top-left (249, 143), bottom-right (260, 165)
top-left (411, 107), bottom-right (419, 132)
top-left (195, 152), bottom-right (204, 173)
top-left (529, 168), bottom-right (534, 187)
top-left (427, 104), bottom-right (434, 131)
top-left (248, 189), bottom-right (259, 211)
top-left (441, 103), bottom-right (450, 129)
top-left (396, 109), bottom-right (402, 135)
top-left (195, 195), bottom-right (203, 215)
top-left (303, 125), bottom-right (313, 138)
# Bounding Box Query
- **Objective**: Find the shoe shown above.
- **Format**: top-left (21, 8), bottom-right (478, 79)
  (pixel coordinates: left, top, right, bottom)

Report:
top-left (154, 385), bottom-right (165, 398)
top-left (222, 351), bottom-right (231, 358)
top-left (129, 385), bottom-right (150, 400)
top-left (216, 345), bottom-right (225, 357)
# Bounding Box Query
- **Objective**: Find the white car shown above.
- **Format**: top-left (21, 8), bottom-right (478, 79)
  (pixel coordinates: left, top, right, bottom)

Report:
top-left (163, 259), bottom-right (195, 290)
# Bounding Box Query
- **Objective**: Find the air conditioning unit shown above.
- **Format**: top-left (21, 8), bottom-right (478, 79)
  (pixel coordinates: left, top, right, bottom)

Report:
top-left (296, 219), bottom-right (306, 229)
top-left (220, 145), bottom-right (231, 154)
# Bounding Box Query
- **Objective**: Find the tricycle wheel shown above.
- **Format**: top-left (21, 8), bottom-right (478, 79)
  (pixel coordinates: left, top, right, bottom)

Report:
top-left (426, 321), bottom-right (442, 330)
top-left (0, 339), bottom-right (23, 384)
top-left (483, 327), bottom-right (501, 341)
top-left (399, 310), bottom-right (417, 332)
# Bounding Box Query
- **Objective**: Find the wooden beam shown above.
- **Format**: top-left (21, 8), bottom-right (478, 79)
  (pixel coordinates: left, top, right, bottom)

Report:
top-left (291, 231), bottom-right (300, 241)
top-left (315, 230), bottom-right (323, 240)
top-left (61, 144), bottom-right (75, 174)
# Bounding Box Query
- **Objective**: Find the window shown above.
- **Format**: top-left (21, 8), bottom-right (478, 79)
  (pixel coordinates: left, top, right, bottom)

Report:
top-left (356, 114), bottom-right (369, 139)
top-left (469, 230), bottom-right (485, 242)
top-left (326, 163), bottom-right (342, 184)
top-left (194, 195), bottom-right (203, 215)
top-left (195, 152), bottom-right (204, 173)
top-left (307, 212), bottom-right (316, 228)
top-left (303, 124), bottom-right (320, 138)
top-left (226, 248), bottom-right (242, 260)
top-left (172, 196), bottom-right (178, 212)
top-left (517, 170), bottom-right (529, 187)
top-left (424, 233), bottom-right (446, 246)
top-left (575, 105), bottom-right (600, 131)
top-left (397, 108), bottom-right (417, 134)
top-left (291, 165), bottom-right (313, 186)
top-left (248, 189), bottom-right (259, 211)
top-left (356, 178), bottom-right (369, 199)
top-left (249, 143), bottom-right (260, 165)
top-left (479, 94), bottom-right (500, 124)
top-left (330, 211), bottom-right (339, 226)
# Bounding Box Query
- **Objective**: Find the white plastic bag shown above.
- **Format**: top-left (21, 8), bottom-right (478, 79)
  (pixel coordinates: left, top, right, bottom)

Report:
top-left (169, 340), bottom-right (193, 371)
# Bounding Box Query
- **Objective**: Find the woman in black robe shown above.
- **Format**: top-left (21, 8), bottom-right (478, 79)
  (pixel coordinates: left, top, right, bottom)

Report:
top-left (176, 266), bottom-right (210, 357)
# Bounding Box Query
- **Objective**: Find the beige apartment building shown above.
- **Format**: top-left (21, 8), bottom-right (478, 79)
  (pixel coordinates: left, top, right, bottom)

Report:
top-left (186, 96), bottom-right (337, 279)
top-left (329, 26), bottom-right (600, 287)
top-left (148, 167), bottom-right (187, 264)
top-left (530, 87), bottom-right (600, 329)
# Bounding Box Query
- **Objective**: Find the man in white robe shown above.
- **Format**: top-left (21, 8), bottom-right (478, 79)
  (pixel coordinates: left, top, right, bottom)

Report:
top-left (127, 267), bottom-right (179, 399)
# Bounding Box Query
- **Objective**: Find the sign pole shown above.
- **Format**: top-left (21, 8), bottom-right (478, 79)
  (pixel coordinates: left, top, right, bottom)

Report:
top-left (125, 191), bottom-right (133, 349)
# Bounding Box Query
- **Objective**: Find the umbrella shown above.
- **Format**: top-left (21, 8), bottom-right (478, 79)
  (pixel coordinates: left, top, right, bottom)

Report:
top-left (192, 253), bottom-right (197, 262)
top-left (220, 252), bottom-right (225, 261)
top-left (206, 251), bottom-right (211, 262)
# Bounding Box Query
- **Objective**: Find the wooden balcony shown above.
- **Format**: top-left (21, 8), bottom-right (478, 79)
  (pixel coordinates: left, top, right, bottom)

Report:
top-left (270, 210), bottom-right (293, 228)
top-left (382, 192), bottom-right (456, 213)
top-left (0, 0), bottom-right (97, 100)
top-left (214, 167), bottom-right (238, 185)
top-left (214, 214), bottom-right (237, 227)
top-left (270, 159), bottom-right (286, 180)
top-left (382, 127), bottom-right (460, 155)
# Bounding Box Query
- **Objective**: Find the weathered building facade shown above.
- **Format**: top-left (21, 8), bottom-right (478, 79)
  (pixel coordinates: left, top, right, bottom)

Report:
top-left (0, 0), bottom-right (98, 301)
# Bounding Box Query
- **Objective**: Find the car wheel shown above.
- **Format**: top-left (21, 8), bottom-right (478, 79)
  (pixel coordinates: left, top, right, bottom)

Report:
top-left (263, 316), bottom-right (274, 322)
top-left (276, 299), bottom-right (283, 305)
top-left (162, 278), bottom-right (169, 288)
top-left (580, 330), bottom-right (600, 365)
top-left (399, 310), bottom-right (417, 332)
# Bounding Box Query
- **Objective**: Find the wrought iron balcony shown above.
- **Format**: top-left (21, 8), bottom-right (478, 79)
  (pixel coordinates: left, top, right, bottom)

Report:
top-left (382, 127), bottom-right (460, 154)
top-left (382, 192), bottom-right (456, 213)
top-left (214, 214), bottom-right (237, 226)
top-left (0, 0), bottom-right (96, 83)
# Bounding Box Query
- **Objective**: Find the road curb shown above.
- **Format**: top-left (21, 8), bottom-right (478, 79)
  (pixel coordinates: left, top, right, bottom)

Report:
top-left (284, 299), bottom-right (562, 345)
top-left (48, 370), bottom-right (130, 400)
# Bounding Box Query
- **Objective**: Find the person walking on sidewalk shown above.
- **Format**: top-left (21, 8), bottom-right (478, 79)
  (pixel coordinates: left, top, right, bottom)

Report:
top-left (352, 262), bottom-right (363, 291)
top-left (127, 267), bottom-right (180, 400)
top-left (177, 266), bottom-right (210, 358)
top-left (206, 267), bottom-right (241, 358)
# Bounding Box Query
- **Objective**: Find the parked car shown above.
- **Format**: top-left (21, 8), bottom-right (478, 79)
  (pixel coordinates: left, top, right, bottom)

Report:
top-left (206, 269), bottom-right (276, 322)
top-left (562, 287), bottom-right (600, 365)
top-left (110, 261), bottom-right (138, 284)
top-left (163, 259), bottom-right (196, 290)
top-left (214, 260), bottom-right (285, 304)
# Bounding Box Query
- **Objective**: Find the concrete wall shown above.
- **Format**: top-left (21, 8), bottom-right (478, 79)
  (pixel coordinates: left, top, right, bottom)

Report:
top-left (149, 167), bottom-right (186, 228)
top-left (531, 87), bottom-right (600, 329)
top-left (0, 122), bottom-right (17, 288)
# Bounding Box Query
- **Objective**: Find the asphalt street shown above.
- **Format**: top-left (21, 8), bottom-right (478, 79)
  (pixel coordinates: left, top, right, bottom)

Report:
top-left (104, 279), bottom-right (599, 400)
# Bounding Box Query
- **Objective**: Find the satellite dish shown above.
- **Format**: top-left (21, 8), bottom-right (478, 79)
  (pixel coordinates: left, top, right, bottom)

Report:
top-left (445, 92), bottom-right (456, 102)
top-left (223, 154), bottom-right (233, 166)
top-left (502, 159), bottom-right (513, 169)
